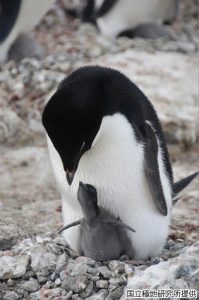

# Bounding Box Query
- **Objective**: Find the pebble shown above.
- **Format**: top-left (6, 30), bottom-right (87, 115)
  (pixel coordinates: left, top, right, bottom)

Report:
top-left (66, 261), bottom-right (89, 275)
top-left (87, 289), bottom-right (108, 300)
top-left (3, 291), bottom-right (19, 300)
top-left (60, 269), bottom-right (67, 281)
top-left (7, 278), bottom-right (14, 286)
top-left (96, 280), bottom-right (109, 289)
top-left (55, 252), bottom-right (68, 273)
top-left (61, 275), bottom-right (89, 293)
top-left (80, 280), bottom-right (94, 298)
top-left (55, 277), bottom-right (62, 286)
top-left (108, 261), bottom-right (126, 273)
top-left (47, 287), bottom-right (63, 298)
top-left (0, 255), bottom-right (29, 279)
top-left (88, 267), bottom-right (100, 275)
top-left (22, 279), bottom-right (40, 292)
top-left (97, 266), bottom-right (112, 279)
top-left (109, 276), bottom-right (127, 286)
top-left (106, 286), bottom-right (124, 300)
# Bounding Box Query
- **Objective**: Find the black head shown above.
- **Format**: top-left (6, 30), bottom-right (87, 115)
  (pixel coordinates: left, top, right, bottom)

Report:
top-left (42, 65), bottom-right (144, 184)
top-left (78, 181), bottom-right (98, 222)
top-left (42, 66), bottom-right (107, 184)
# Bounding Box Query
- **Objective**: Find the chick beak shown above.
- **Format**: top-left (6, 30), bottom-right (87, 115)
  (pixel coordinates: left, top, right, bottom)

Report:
top-left (66, 169), bottom-right (75, 185)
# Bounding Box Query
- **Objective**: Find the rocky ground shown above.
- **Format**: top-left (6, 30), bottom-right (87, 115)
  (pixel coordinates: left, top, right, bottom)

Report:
top-left (0, 1), bottom-right (198, 299)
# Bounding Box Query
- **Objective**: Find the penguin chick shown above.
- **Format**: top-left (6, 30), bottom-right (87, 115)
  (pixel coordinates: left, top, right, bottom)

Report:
top-left (59, 182), bottom-right (135, 261)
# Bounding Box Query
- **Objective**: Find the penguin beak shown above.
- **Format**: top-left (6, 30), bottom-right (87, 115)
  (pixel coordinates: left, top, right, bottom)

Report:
top-left (66, 169), bottom-right (75, 185)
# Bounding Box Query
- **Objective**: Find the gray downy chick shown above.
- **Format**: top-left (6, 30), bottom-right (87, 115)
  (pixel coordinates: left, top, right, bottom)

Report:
top-left (59, 182), bottom-right (135, 261)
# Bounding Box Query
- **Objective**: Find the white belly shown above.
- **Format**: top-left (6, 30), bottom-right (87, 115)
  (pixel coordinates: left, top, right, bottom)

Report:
top-left (48, 114), bottom-right (172, 259)
top-left (97, 0), bottom-right (176, 37)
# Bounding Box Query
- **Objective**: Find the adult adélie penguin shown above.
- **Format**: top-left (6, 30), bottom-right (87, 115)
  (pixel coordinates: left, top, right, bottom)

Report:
top-left (42, 66), bottom-right (198, 260)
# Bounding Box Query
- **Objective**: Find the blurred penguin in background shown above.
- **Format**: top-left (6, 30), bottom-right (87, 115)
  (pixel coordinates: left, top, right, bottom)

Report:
top-left (65, 0), bottom-right (178, 39)
top-left (0, 0), bottom-right (54, 63)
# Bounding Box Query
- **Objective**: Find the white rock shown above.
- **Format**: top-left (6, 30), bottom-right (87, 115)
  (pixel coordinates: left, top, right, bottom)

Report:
top-left (3, 291), bottom-right (19, 300)
top-left (0, 255), bottom-right (29, 279)
top-left (23, 279), bottom-right (40, 292)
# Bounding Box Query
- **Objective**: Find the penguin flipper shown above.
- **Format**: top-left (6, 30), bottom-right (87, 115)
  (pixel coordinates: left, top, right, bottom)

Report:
top-left (58, 220), bottom-right (82, 234)
top-left (144, 122), bottom-right (168, 216)
top-left (173, 172), bottom-right (198, 196)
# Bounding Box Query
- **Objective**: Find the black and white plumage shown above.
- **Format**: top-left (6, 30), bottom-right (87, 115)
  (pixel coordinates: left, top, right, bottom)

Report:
top-left (59, 182), bottom-right (135, 260)
top-left (0, 0), bottom-right (53, 62)
top-left (73, 0), bottom-right (178, 38)
top-left (42, 65), bottom-right (198, 259)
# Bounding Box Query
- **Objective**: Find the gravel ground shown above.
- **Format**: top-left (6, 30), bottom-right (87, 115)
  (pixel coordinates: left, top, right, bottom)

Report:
top-left (0, 1), bottom-right (198, 299)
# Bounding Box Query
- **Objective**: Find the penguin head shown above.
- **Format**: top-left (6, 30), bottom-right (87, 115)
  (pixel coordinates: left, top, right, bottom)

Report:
top-left (42, 67), bottom-right (106, 184)
top-left (42, 66), bottom-right (135, 184)
top-left (78, 181), bottom-right (98, 222)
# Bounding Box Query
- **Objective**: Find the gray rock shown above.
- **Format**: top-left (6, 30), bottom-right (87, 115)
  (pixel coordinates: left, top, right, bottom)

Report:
top-left (3, 291), bottom-right (19, 300)
top-left (30, 245), bottom-right (56, 276)
top-left (55, 277), bottom-right (62, 286)
top-left (97, 266), bottom-right (112, 279)
top-left (96, 280), bottom-right (109, 289)
top-left (108, 261), bottom-right (126, 273)
top-left (16, 288), bottom-right (26, 297)
top-left (44, 280), bottom-right (55, 289)
top-left (50, 272), bottom-right (56, 281)
top-left (37, 275), bottom-right (48, 283)
top-left (80, 280), bottom-right (94, 298)
top-left (88, 267), bottom-right (100, 276)
top-left (29, 291), bottom-right (40, 300)
top-left (22, 279), bottom-right (40, 292)
top-left (87, 289), bottom-right (108, 300)
top-left (7, 278), bottom-right (14, 286)
top-left (46, 287), bottom-right (64, 298)
top-left (66, 291), bottom-right (73, 299)
top-left (109, 276), bottom-right (127, 286)
top-left (61, 275), bottom-right (89, 293)
top-left (66, 261), bottom-right (89, 276)
top-left (56, 252), bottom-right (68, 273)
top-left (106, 286), bottom-right (124, 300)
top-left (60, 269), bottom-right (67, 281)
top-left (0, 224), bottom-right (24, 251)
top-left (86, 274), bottom-right (100, 281)
top-left (72, 295), bottom-right (83, 300)
top-left (0, 255), bottom-right (29, 279)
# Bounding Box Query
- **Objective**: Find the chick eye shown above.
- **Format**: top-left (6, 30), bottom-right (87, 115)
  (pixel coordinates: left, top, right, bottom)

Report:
top-left (89, 186), bottom-right (96, 194)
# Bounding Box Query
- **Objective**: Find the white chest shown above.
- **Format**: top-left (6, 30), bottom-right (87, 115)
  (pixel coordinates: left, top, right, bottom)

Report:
top-left (48, 114), bottom-right (172, 259)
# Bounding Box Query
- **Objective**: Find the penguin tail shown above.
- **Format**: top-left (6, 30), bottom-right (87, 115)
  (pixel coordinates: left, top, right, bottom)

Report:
top-left (173, 172), bottom-right (198, 196)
